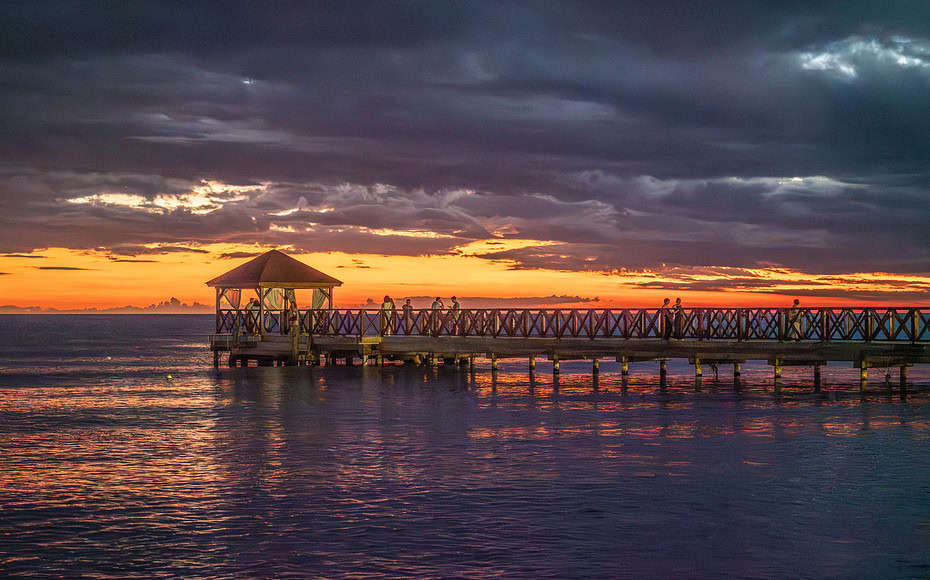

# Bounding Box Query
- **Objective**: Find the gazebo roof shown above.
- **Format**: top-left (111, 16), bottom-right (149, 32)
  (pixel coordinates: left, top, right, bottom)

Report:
top-left (206, 250), bottom-right (343, 289)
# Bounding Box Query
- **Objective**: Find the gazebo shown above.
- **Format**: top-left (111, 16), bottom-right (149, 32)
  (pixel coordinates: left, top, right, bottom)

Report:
top-left (206, 249), bottom-right (342, 335)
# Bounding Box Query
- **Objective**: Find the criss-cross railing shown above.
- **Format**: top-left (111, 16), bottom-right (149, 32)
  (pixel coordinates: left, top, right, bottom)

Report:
top-left (215, 307), bottom-right (930, 343)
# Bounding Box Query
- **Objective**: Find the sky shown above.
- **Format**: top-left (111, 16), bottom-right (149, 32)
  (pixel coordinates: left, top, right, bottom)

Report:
top-left (1, 1), bottom-right (929, 309)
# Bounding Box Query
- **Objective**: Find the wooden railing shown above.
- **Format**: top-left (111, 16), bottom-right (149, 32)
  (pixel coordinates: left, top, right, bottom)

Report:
top-left (216, 308), bottom-right (930, 343)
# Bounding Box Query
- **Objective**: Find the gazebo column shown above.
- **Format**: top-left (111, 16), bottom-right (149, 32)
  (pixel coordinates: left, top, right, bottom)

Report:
top-left (215, 288), bottom-right (221, 332)
top-left (258, 286), bottom-right (265, 335)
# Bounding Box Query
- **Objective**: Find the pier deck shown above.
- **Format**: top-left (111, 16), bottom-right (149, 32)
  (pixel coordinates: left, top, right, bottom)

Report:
top-left (210, 307), bottom-right (930, 386)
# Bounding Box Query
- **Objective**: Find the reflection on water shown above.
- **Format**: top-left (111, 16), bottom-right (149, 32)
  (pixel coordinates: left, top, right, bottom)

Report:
top-left (1, 315), bottom-right (930, 578)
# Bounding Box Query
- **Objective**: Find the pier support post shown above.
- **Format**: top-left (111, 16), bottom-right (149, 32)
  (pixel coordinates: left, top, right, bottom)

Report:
top-left (468, 355), bottom-right (475, 372)
top-left (733, 362), bottom-right (741, 378)
top-left (859, 360), bottom-right (868, 390)
top-left (592, 358), bottom-right (599, 374)
top-left (813, 365), bottom-right (822, 392)
top-left (376, 354), bottom-right (384, 366)
top-left (552, 353), bottom-right (560, 374)
top-left (900, 366), bottom-right (907, 389)
top-left (213, 351), bottom-right (219, 368)
top-left (491, 354), bottom-right (498, 371)
top-left (620, 356), bottom-right (629, 377)
top-left (694, 357), bottom-right (702, 378)
top-left (529, 354), bottom-right (536, 371)
top-left (774, 359), bottom-right (782, 380)
top-left (659, 359), bottom-right (667, 378)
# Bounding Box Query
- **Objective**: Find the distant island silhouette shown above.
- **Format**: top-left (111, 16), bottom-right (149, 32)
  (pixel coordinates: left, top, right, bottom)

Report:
top-left (0, 295), bottom-right (600, 314)
top-left (0, 297), bottom-right (212, 314)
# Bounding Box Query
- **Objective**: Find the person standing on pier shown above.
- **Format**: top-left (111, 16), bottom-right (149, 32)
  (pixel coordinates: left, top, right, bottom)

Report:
top-left (380, 295), bottom-right (396, 335)
top-left (285, 293), bottom-right (298, 335)
top-left (788, 298), bottom-right (802, 340)
top-left (673, 297), bottom-right (684, 338)
top-left (450, 296), bottom-right (461, 334)
top-left (431, 297), bottom-right (444, 336)
top-left (661, 297), bottom-right (672, 339)
top-left (245, 297), bottom-right (259, 335)
top-left (402, 298), bottom-right (413, 334)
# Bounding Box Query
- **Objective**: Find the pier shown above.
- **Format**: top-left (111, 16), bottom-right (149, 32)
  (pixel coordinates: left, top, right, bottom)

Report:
top-left (207, 251), bottom-right (930, 388)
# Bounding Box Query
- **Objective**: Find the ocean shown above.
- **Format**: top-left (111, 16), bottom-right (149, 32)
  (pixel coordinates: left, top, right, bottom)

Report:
top-left (1, 314), bottom-right (929, 578)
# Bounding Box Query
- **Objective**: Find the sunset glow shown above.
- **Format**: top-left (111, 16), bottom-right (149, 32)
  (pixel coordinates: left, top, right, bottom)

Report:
top-left (3, 244), bottom-right (928, 311)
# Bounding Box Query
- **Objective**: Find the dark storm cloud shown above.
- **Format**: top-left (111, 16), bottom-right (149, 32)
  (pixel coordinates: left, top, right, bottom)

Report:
top-left (1, 1), bottom-right (929, 286)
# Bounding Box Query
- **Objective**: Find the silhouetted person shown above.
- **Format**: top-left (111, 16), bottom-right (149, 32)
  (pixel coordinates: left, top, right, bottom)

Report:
top-left (789, 298), bottom-right (801, 340)
top-left (401, 298), bottom-right (413, 334)
top-left (669, 297), bottom-right (684, 338)
top-left (285, 295), bottom-right (298, 335)
top-left (430, 297), bottom-right (444, 336)
top-left (661, 297), bottom-right (672, 339)
top-left (380, 295), bottom-right (396, 335)
top-left (450, 296), bottom-right (461, 334)
top-left (245, 297), bottom-right (259, 334)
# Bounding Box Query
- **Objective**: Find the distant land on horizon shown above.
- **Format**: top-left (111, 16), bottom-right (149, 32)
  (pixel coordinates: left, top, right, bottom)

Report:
top-left (0, 297), bottom-right (212, 314)
top-left (0, 295), bottom-right (601, 314)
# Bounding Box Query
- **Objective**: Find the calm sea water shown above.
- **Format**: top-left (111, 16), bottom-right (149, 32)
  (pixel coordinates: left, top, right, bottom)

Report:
top-left (1, 314), bottom-right (929, 579)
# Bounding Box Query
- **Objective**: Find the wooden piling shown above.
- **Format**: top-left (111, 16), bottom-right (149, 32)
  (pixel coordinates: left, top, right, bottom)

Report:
top-left (659, 359), bottom-right (667, 377)
top-left (774, 358), bottom-right (782, 380)
top-left (620, 356), bottom-right (629, 376)
top-left (859, 360), bottom-right (868, 390)
top-left (529, 354), bottom-right (536, 371)
top-left (592, 358), bottom-right (599, 374)
top-left (491, 353), bottom-right (498, 371)
top-left (694, 357), bottom-right (702, 378)
top-left (900, 366), bottom-right (907, 388)
top-left (289, 332), bottom-right (298, 364)
top-left (733, 362), bottom-right (741, 377)
top-left (552, 353), bottom-right (560, 374)
top-left (813, 365), bottom-right (822, 391)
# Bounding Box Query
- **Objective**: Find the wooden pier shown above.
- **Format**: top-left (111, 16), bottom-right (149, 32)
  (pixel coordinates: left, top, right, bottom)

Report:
top-left (205, 250), bottom-right (929, 389)
top-left (210, 306), bottom-right (930, 388)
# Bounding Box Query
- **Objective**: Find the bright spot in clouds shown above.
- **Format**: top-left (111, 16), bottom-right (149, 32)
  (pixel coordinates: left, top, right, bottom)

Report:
top-left (799, 35), bottom-right (930, 79)
top-left (66, 180), bottom-right (263, 214)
